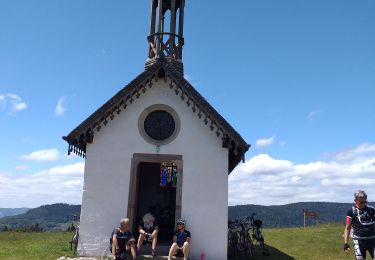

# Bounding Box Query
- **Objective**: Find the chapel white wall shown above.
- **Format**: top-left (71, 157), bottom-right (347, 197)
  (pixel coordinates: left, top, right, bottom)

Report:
top-left (78, 80), bottom-right (229, 259)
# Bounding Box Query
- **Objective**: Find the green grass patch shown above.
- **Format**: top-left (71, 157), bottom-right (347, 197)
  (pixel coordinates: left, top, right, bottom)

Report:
top-left (0, 224), bottom-right (360, 259)
top-left (231, 223), bottom-right (355, 260)
top-left (0, 231), bottom-right (75, 260)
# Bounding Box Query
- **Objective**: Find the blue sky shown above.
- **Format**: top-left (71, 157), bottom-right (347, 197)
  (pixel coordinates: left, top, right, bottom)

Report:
top-left (0, 0), bottom-right (374, 207)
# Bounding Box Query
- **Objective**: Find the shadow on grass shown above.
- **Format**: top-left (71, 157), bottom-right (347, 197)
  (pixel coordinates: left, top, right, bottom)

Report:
top-left (229, 243), bottom-right (295, 260)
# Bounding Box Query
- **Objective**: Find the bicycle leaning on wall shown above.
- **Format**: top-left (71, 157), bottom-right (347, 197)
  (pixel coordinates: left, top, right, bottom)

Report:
top-left (228, 218), bottom-right (254, 259)
top-left (246, 213), bottom-right (270, 256)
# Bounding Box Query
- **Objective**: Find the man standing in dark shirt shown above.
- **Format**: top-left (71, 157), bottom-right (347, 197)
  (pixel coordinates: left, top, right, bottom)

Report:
top-left (344, 190), bottom-right (375, 260)
top-left (168, 219), bottom-right (191, 260)
top-left (112, 218), bottom-right (136, 260)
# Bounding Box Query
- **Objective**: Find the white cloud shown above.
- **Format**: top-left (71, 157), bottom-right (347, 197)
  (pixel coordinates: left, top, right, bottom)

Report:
top-left (321, 177), bottom-right (375, 187)
top-left (0, 93), bottom-right (27, 114)
top-left (334, 143), bottom-right (375, 162)
top-left (0, 94), bottom-right (5, 100)
top-left (308, 109), bottom-right (323, 122)
top-left (236, 154), bottom-right (293, 177)
top-left (229, 143), bottom-right (375, 206)
top-left (96, 49), bottom-right (108, 57)
top-left (13, 102), bottom-right (27, 112)
top-left (55, 97), bottom-right (66, 116)
top-left (21, 148), bottom-right (61, 162)
top-left (48, 163), bottom-right (84, 175)
top-left (15, 165), bottom-right (28, 171)
top-left (0, 162), bottom-right (84, 208)
top-left (256, 136), bottom-right (275, 147)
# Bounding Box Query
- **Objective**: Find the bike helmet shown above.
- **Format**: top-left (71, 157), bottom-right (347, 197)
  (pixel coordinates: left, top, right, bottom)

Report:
top-left (177, 219), bottom-right (186, 225)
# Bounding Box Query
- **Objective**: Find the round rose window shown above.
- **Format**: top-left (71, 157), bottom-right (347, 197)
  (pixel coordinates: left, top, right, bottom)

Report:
top-left (143, 110), bottom-right (176, 141)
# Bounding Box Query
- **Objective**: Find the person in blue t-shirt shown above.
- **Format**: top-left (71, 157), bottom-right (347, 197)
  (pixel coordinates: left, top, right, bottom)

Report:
top-left (168, 219), bottom-right (191, 260)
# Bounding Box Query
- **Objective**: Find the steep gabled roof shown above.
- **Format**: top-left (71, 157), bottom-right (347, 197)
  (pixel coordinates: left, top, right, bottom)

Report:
top-left (63, 59), bottom-right (250, 173)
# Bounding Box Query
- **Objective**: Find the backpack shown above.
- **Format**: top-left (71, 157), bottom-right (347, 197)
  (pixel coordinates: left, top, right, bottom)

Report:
top-left (109, 228), bottom-right (135, 253)
top-left (109, 228), bottom-right (118, 253)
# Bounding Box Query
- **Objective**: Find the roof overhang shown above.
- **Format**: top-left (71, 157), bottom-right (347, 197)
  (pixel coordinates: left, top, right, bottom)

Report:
top-left (63, 59), bottom-right (250, 173)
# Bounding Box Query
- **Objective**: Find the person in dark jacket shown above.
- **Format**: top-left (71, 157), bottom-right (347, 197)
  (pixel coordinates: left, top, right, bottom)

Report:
top-left (112, 218), bottom-right (136, 260)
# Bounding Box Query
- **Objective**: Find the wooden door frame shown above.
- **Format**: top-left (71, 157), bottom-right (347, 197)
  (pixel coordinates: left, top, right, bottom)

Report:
top-left (127, 153), bottom-right (183, 232)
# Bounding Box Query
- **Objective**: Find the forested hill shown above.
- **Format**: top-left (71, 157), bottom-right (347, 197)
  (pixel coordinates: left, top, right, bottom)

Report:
top-left (229, 202), bottom-right (375, 228)
top-left (0, 208), bottom-right (29, 218)
top-left (0, 203), bottom-right (80, 231)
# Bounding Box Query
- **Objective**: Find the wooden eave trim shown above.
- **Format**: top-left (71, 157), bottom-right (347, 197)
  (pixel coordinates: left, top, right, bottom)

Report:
top-left (63, 60), bottom-right (250, 171)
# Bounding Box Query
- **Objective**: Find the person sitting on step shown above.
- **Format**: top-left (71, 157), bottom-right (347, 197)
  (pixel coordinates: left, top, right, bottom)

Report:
top-left (137, 206), bottom-right (159, 256)
top-left (168, 219), bottom-right (191, 260)
top-left (112, 218), bottom-right (136, 260)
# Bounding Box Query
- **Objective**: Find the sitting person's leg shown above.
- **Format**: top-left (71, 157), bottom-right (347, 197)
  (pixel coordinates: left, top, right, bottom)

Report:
top-left (130, 241), bottom-right (137, 260)
top-left (168, 242), bottom-right (179, 260)
top-left (182, 241), bottom-right (190, 260)
top-left (137, 233), bottom-right (145, 250)
top-left (151, 230), bottom-right (158, 254)
top-left (126, 240), bottom-right (137, 260)
top-left (112, 235), bottom-right (119, 259)
top-left (115, 247), bottom-right (127, 260)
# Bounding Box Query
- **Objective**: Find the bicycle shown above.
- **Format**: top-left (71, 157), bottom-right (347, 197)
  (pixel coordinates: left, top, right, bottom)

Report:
top-left (228, 219), bottom-right (241, 258)
top-left (228, 218), bottom-right (253, 259)
top-left (239, 218), bottom-right (254, 259)
top-left (247, 213), bottom-right (270, 256)
top-left (69, 225), bottom-right (79, 254)
top-left (69, 215), bottom-right (80, 255)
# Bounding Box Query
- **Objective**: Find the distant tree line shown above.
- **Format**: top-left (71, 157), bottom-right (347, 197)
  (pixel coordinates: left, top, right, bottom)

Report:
top-left (1, 202), bottom-right (372, 231)
top-left (1, 223), bottom-right (43, 232)
top-left (229, 202), bottom-right (375, 228)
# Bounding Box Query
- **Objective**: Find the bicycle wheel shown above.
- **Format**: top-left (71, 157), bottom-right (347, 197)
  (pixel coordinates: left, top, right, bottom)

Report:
top-left (233, 243), bottom-right (240, 258)
top-left (237, 232), bottom-right (244, 257)
top-left (229, 232), bottom-right (240, 258)
top-left (243, 236), bottom-right (253, 260)
top-left (232, 237), bottom-right (240, 258)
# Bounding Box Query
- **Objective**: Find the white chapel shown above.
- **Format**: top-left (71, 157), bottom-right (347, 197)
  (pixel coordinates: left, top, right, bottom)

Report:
top-left (63, 1), bottom-right (250, 259)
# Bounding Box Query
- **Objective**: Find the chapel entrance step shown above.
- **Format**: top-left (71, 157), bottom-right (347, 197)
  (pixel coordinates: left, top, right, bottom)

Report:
top-left (137, 244), bottom-right (186, 260)
top-left (138, 256), bottom-right (184, 259)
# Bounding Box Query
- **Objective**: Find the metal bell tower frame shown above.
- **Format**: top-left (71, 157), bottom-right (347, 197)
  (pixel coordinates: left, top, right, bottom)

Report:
top-left (145, 0), bottom-right (185, 74)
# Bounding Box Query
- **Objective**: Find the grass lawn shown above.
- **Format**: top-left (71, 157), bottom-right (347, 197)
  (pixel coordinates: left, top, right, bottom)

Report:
top-left (0, 231), bottom-right (75, 260)
top-left (234, 223), bottom-right (355, 260)
top-left (0, 224), bottom-right (358, 259)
